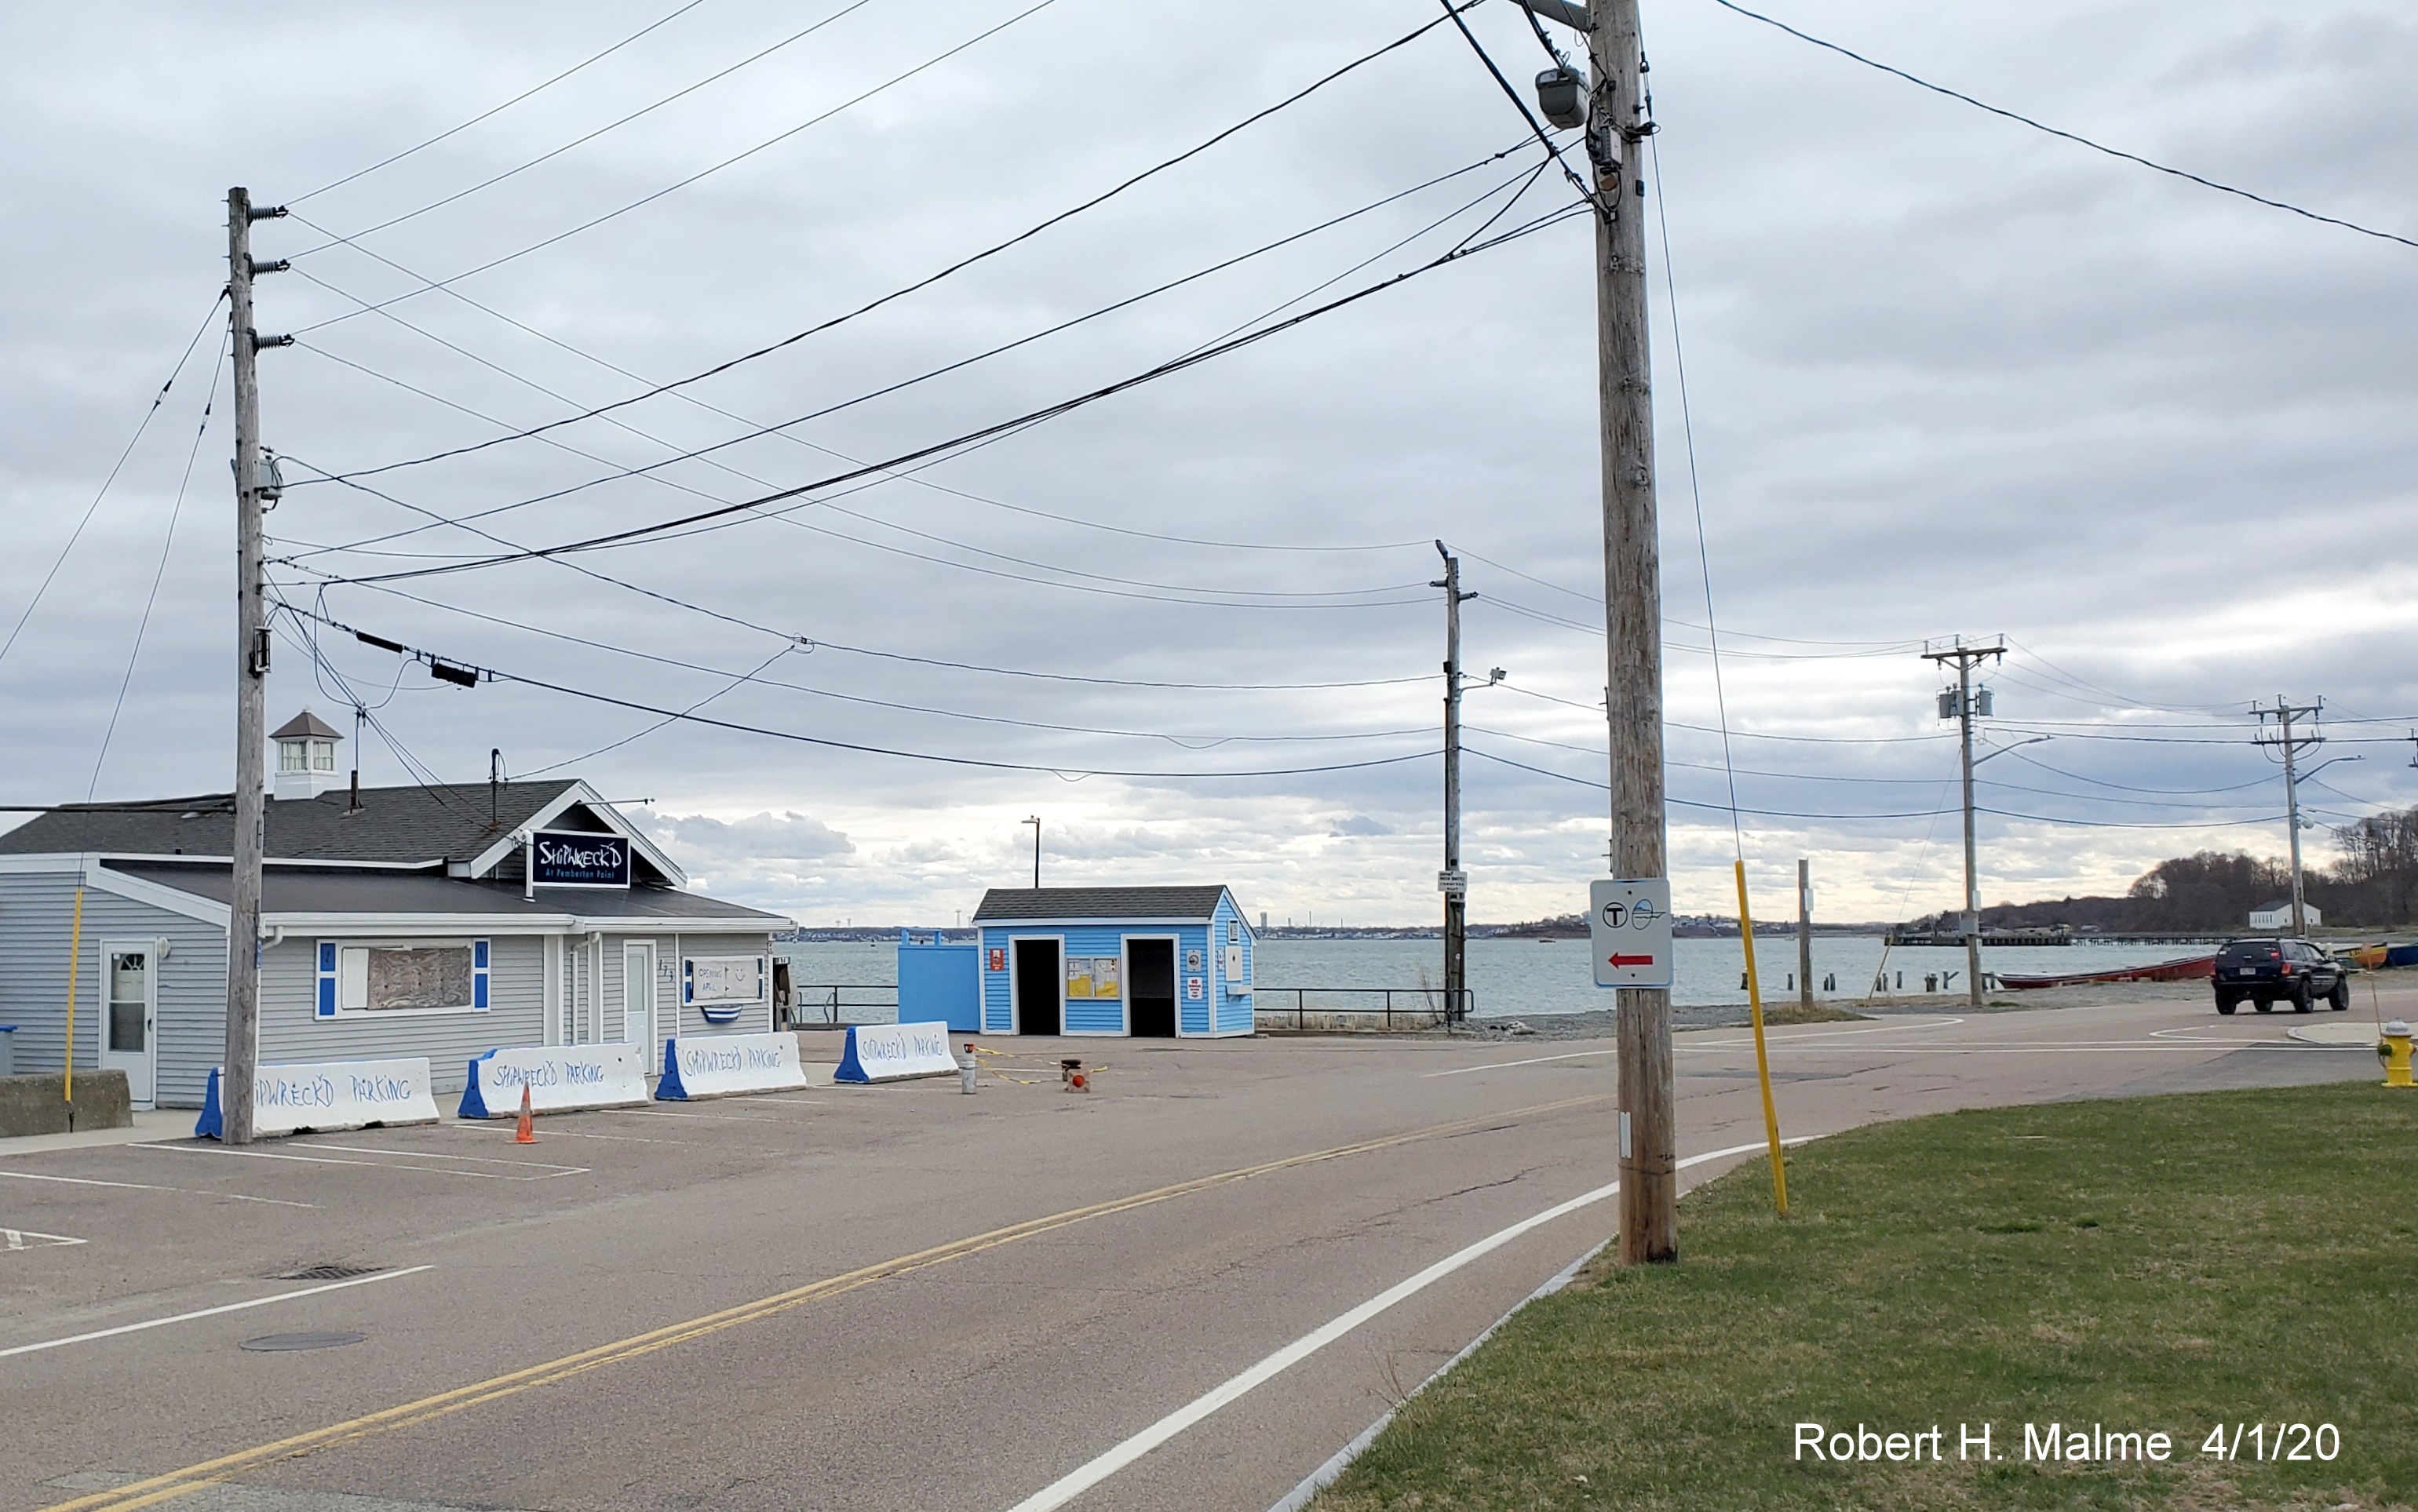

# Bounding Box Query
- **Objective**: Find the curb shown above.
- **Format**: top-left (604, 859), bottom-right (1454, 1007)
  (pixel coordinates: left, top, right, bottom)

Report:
top-left (1260, 1239), bottom-right (1607, 1512)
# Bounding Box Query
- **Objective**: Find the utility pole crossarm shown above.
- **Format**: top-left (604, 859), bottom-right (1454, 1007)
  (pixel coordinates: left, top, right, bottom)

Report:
top-left (1508, 0), bottom-right (1592, 31)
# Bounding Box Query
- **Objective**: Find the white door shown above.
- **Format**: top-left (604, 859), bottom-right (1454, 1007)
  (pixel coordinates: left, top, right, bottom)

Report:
top-left (97, 942), bottom-right (157, 1108)
top-left (622, 942), bottom-right (657, 1073)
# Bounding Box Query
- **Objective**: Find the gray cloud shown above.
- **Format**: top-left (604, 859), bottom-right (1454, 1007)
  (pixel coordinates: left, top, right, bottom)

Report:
top-left (2, 0), bottom-right (2411, 927)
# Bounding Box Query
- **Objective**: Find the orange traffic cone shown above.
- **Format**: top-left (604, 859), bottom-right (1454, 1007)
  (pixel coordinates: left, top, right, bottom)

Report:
top-left (514, 1084), bottom-right (537, 1144)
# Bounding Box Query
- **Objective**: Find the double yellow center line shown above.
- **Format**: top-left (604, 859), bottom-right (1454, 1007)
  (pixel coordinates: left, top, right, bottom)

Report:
top-left (46, 1093), bottom-right (1605, 1512)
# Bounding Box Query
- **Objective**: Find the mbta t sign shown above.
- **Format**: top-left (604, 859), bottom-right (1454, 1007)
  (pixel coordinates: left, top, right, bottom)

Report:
top-left (1591, 878), bottom-right (1673, 989)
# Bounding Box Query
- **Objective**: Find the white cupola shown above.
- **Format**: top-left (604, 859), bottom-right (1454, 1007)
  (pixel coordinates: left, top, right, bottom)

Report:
top-left (271, 709), bottom-right (345, 800)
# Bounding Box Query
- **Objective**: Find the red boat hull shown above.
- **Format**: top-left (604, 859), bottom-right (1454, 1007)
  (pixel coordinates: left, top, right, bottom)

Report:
top-left (1997, 954), bottom-right (2216, 989)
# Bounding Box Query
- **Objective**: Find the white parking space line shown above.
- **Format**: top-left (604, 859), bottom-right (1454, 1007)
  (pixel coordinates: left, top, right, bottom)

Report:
top-left (287, 1142), bottom-right (585, 1172)
top-left (3, 1229), bottom-right (87, 1252)
top-left (0, 1170), bottom-right (314, 1208)
top-left (607, 1108), bottom-right (778, 1122)
top-left (0, 1266), bottom-right (431, 1360)
top-left (131, 1145), bottom-right (588, 1181)
top-left (1003, 1139), bottom-right (1804, 1512)
top-left (451, 1125), bottom-right (686, 1146)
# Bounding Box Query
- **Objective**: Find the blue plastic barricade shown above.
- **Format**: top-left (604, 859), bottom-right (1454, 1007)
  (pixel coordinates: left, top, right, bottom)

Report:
top-left (834, 1021), bottom-right (957, 1084)
top-left (195, 1058), bottom-right (439, 1139)
top-left (459, 1045), bottom-right (650, 1119)
top-left (655, 1032), bottom-right (809, 1101)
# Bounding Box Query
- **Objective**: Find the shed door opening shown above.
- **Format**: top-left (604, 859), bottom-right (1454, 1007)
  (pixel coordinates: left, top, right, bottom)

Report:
top-left (1129, 938), bottom-right (1176, 1038)
top-left (1013, 938), bottom-right (1061, 1035)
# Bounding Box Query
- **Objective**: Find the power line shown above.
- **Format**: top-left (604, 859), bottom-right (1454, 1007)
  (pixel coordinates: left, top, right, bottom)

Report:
top-left (313, 202), bottom-right (1585, 587)
top-left (271, 601), bottom-right (1440, 783)
top-left (1454, 545), bottom-right (1921, 650)
top-left (283, 588), bottom-right (1439, 745)
top-left (86, 336), bottom-right (228, 800)
top-left (2, 291), bottom-right (228, 671)
top-left (281, 445), bottom-right (1434, 613)
top-left (287, 0), bottom-right (711, 204)
top-left (288, 0), bottom-right (1059, 338)
top-left (1465, 744), bottom-right (2288, 829)
top-left (1705, 0), bottom-right (2418, 253)
top-left (283, 146), bottom-right (1548, 574)
top-left (280, 577), bottom-right (1433, 693)
top-left (293, 0), bottom-right (874, 246)
top-left (288, 3), bottom-right (1476, 479)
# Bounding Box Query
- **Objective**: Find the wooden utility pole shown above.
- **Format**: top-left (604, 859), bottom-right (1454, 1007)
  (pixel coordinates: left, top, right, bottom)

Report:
top-left (1587, 0), bottom-right (1673, 1266)
top-left (1797, 858), bottom-right (1813, 1011)
top-left (2253, 697), bottom-right (2325, 937)
top-left (1434, 543), bottom-right (1474, 1023)
top-left (1923, 638), bottom-right (2004, 1009)
top-left (1501, 0), bottom-right (1670, 1261)
top-left (224, 187), bottom-right (286, 1146)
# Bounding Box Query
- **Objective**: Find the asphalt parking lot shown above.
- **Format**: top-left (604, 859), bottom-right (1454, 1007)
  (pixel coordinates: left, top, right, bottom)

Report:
top-left (0, 992), bottom-right (2394, 1512)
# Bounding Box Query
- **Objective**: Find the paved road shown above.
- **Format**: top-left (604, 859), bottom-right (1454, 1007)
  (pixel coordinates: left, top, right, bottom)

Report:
top-left (0, 989), bottom-right (2395, 1512)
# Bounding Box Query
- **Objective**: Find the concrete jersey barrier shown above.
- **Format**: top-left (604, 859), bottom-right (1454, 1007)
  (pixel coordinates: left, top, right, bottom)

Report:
top-left (459, 1044), bottom-right (650, 1119)
top-left (834, 1021), bottom-right (957, 1084)
top-left (195, 1058), bottom-right (439, 1139)
top-left (655, 1032), bottom-right (809, 1101)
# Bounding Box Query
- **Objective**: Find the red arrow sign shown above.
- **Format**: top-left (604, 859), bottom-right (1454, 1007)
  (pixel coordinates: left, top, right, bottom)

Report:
top-left (1607, 953), bottom-right (1658, 968)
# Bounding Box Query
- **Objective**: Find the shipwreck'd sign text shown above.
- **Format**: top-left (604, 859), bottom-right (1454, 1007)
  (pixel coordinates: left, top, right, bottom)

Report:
top-left (531, 829), bottom-right (632, 889)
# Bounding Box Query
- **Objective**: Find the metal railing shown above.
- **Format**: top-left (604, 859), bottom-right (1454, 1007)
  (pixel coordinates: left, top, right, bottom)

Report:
top-left (782, 984), bottom-right (898, 1028)
top-left (1256, 986), bottom-right (1475, 1031)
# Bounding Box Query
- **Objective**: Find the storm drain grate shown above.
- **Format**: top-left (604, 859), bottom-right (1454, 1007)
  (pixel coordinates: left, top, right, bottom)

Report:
top-left (272, 1263), bottom-right (385, 1281)
top-left (240, 1331), bottom-right (366, 1353)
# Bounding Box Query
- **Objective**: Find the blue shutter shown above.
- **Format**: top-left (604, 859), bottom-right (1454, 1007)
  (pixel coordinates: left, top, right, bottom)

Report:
top-left (472, 939), bottom-right (491, 1010)
top-left (316, 942), bottom-right (337, 1017)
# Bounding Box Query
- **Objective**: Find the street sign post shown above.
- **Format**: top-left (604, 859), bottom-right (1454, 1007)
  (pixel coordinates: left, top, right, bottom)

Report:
top-left (1591, 878), bottom-right (1673, 989)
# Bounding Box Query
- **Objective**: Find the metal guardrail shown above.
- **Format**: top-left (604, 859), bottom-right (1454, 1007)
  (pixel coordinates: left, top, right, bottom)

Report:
top-left (782, 984), bottom-right (898, 1028)
top-left (1256, 986), bottom-right (1475, 1031)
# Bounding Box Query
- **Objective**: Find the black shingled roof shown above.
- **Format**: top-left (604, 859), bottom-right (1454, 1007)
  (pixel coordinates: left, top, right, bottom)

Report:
top-left (0, 782), bottom-right (584, 869)
top-left (972, 886), bottom-right (1232, 923)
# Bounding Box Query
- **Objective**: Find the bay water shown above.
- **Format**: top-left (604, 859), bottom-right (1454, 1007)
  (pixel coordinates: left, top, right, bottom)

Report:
top-left (778, 935), bottom-right (2215, 1023)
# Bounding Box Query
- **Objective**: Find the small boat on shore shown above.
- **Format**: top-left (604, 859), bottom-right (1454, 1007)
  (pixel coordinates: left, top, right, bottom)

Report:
top-left (1997, 954), bottom-right (2216, 989)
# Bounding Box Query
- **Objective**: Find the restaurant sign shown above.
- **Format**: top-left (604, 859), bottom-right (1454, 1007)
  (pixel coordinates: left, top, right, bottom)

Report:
top-left (531, 829), bottom-right (632, 889)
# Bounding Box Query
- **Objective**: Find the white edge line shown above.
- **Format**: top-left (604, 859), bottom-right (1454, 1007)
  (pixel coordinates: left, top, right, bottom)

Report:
top-left (0, 1266), bottom-right (433, 1360)
top-left (1257, 1134), bottom-right (1822, 1512)
top-left (1430, 1018), bottom-right (1971, 1076)
top-left (1011, 1138), bottom-right (1813, 1512)
top-left (0, 1170), bottom-right (315, 1208)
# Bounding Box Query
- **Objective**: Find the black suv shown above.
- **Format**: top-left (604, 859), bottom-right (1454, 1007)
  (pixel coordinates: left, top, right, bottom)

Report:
top-left (2213, 938), bottom-right (2350, 1015)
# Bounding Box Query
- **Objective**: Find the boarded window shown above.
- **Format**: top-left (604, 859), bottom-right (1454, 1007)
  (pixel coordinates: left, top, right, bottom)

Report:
top-left (340, 945), bottom-right (474, 1011)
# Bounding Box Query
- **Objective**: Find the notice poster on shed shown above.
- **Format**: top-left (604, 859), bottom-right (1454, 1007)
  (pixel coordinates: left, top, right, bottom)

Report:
top-left (1065, 956), bottom-right (1121, 1000)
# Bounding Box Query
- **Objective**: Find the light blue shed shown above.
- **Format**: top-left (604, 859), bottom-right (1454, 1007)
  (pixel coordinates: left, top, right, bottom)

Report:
top-left (972, 887), bottom-right (1254, 1038)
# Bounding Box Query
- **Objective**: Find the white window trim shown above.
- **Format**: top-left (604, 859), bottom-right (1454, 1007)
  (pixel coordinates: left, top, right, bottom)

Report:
top-left (320, 937), bottom-right (492, 1018)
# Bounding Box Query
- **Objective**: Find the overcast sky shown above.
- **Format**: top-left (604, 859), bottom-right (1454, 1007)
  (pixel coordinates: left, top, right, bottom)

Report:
top-left (3, 0), bottom-right (2413, 927)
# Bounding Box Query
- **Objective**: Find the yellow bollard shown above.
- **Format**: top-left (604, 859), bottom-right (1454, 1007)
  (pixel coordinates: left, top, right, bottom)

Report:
top-left (1734, 861), bottom-right (1789, 1216)
top-left (2380, 1020), bottom-right (2415, 1088)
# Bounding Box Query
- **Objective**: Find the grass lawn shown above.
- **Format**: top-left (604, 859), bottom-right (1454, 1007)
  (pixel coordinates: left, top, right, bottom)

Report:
top-left (1315, 1083), bottom-right (2418, 1510)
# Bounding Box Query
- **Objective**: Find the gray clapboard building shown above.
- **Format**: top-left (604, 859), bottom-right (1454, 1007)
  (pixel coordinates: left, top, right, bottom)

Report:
top-left (0, 712), bottom-right (786, 1108)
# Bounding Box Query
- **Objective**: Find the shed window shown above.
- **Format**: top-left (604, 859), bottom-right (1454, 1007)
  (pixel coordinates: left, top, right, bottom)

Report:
top-left (325, 941), bottom-right (490, 1014)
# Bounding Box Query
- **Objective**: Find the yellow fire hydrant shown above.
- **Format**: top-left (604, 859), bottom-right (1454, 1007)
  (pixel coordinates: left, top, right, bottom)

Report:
top-left (2381, 1020), bottom-right (2416, 1089)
